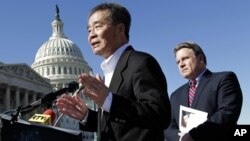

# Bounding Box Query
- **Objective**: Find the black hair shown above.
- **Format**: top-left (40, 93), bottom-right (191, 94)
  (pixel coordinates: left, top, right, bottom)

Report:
top-left (89, 2), bottom-right (131, 40)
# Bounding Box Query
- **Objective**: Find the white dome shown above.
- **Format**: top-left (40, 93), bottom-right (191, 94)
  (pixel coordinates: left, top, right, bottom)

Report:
top-left (31, 6), bottom-right (91, 87)
top-left (34, 38), bottom-right (84, 63)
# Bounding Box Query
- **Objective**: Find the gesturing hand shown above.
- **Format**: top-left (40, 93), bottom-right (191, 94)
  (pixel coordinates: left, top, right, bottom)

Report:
top-left (56, 94), bottom-right (88, 120)
top-left (79, 73), bottom-right (109, 107)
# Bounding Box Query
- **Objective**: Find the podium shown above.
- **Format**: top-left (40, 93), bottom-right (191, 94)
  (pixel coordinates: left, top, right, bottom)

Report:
top-left (0, 114), bottom-right (82, 141)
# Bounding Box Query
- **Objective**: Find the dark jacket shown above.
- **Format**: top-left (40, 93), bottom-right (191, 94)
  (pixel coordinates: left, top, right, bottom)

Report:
top-left (80, 46), bottom-right (171, 141)
top-left (165, 69), bottom-right (243, 141)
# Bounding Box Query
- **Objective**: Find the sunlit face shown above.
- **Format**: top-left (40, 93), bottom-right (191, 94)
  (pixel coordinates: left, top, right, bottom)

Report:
top-left (175, 48), bottom-right (203, 79)
top-left (87, 10), bottom-right (120, 58)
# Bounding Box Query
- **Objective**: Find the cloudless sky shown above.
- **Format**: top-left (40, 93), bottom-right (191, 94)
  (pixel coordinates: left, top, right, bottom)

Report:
top-left (0, 0), bottom-right (249, 124)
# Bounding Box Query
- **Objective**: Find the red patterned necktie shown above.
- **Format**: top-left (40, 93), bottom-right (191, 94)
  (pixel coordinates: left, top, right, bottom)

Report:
top-left (189, 79), bottom-right (197, 107)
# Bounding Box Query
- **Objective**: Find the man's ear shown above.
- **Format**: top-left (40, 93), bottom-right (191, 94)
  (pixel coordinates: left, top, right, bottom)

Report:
top-left (198, 55), bottom-right (205, 67)
top-left (116, 23), bottom-right (125, 34)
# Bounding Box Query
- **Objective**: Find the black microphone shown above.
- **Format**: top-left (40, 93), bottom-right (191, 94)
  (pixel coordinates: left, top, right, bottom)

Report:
top-left (42, 81), bottom-right (79, 104)
top-left (20, 81), bottom-right (79, 115)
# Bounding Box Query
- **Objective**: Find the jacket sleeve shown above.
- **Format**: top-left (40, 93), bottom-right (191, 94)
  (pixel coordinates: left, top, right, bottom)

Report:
top-left (79, 109), bottom-right (98, 132)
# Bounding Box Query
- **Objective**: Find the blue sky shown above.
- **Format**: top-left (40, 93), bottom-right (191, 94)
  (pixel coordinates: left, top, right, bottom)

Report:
top-left (0, 0), bottom-right (249, 124)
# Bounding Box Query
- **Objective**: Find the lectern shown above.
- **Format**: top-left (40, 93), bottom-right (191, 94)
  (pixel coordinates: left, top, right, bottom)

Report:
top-left (0, 114), bottom-right (82, 141)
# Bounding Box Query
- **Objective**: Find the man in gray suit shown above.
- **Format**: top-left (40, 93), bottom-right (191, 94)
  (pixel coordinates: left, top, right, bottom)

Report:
top-left (164, 41), bottom-right (243, 141)
top-left (56, 2), bottom-right (171, 141)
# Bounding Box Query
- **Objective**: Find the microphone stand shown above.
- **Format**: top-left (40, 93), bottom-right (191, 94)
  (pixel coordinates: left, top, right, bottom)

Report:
top-left (10, 106), bottom-right (21, 123)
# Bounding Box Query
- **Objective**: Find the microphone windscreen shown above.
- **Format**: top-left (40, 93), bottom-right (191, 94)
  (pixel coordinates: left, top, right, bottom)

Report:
top-left (43, 109), bottom-right (56, 123)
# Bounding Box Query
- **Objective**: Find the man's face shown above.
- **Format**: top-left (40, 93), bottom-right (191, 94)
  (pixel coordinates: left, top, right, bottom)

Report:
top-left (175, 48), bottom-right (202, 79)
top-left (87, 10), bottom-right (119, 58)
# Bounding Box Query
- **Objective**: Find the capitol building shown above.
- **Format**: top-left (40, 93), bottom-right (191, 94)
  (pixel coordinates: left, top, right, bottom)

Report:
top-left (0, 5), bottom-right (97, 141)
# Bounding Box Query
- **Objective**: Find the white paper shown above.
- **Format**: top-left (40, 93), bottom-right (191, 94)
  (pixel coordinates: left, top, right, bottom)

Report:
top-left (179, 105), bottom-right (208, 133)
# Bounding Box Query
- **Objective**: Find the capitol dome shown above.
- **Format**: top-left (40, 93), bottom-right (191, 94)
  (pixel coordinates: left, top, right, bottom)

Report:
top-left (32, 6), bottom-right (91, 88)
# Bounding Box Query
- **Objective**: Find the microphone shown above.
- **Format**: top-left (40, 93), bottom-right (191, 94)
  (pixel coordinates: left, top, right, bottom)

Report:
top-left (43, 109), bottom-right (56, 123)
top-left (20, 81), bottom-right (79, 115)
top-left (41, 81), bottom-right (79, 105)
top-left (29, 109), bottom-right (56, 125)
top-left (73, 83), bottom-right (85, 96)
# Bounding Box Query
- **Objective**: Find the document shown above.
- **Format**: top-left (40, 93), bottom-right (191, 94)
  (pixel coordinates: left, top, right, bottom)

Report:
top-left (179, 105), bottom-right (208, 133)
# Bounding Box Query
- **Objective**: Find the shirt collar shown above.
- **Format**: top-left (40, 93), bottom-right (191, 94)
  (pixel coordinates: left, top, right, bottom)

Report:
top-left (190, 68), bottom-right (207, 86)
top-left (101, 43), bottom-right (129, 74)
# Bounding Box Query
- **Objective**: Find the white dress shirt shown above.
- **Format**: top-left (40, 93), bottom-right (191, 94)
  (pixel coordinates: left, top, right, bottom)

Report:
top-left (101, 43), bottom-right (129, 112)
top-left (81, 43), bottom-right (129, 123)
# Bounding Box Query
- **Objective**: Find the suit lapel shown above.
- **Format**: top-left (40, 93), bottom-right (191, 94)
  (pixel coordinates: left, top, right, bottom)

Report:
top-left (192, 69), bottom-right (212, 108)
top-left (109, 46), bottom-right (134, 94)
top-left (181, 84), bottom-right (190, 107)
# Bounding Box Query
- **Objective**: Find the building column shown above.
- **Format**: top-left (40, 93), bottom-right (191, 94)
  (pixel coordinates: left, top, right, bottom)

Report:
top-left (5, 84), bottom-right (10, 110)
top-left (67, 66), bottom-right (70, 74)
top-left (61, 66), bottom-right (63, 74)
top-left (24, 90), bottom-right (29, 106)
top-left (15, 87), bottom-right (20, 108)
top-left (32, 92), bottom-right (36, 102)
top-left (50, 66), bottom-right (53, 76)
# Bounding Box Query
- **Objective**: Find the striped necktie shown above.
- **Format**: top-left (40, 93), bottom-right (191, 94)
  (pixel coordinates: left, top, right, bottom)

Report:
top-left (189, 79), bottom-right (197, 107)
